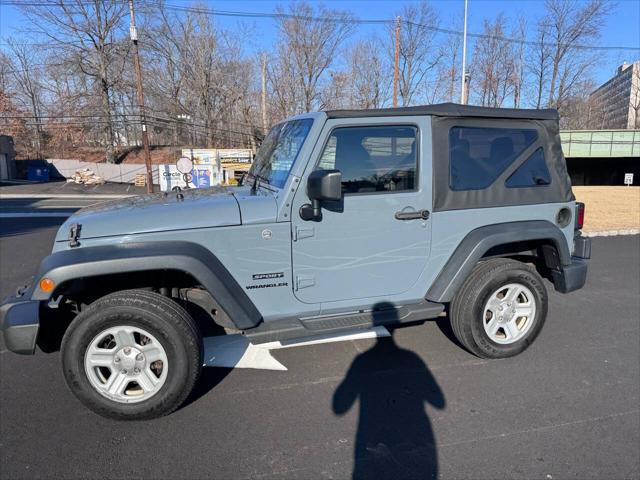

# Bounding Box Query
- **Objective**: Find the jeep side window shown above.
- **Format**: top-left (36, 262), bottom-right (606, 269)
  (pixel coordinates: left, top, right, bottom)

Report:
top-left (505, 148), bottom-right (551, 188)
top-left (449, 126), bottom-right (537, 191)
top-left (317, 125), bottom-right (417, 194)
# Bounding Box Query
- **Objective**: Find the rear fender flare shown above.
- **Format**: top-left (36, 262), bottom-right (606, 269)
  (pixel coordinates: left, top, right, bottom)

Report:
top-left (426, 220), bottom-right (570, 303)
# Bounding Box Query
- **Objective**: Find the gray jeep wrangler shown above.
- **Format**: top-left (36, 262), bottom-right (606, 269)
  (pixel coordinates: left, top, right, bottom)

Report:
top-left (0, 103), bottom-right (590, 420)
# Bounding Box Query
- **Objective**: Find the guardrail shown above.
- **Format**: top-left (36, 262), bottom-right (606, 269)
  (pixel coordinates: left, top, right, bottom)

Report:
top-left (560, 130), bottom-right (640, 158)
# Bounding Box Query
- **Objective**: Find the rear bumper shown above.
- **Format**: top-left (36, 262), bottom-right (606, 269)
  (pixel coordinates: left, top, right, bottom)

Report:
top-left (552, 257), bottom-right (588, 293)
top-left (551, 235), bottom-right (590, 294)
top-left (0, 296), bottom-right (40, 355)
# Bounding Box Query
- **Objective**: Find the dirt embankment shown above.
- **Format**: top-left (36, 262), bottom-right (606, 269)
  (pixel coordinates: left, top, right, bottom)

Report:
top-left (573, 186), bottom-right (640, 233)
top-left (18, 146), bottom-right (179, 164)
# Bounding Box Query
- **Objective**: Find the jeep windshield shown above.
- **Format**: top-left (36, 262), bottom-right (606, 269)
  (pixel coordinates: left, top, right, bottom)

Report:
top-left (248, 118), bottom-right (313, 189)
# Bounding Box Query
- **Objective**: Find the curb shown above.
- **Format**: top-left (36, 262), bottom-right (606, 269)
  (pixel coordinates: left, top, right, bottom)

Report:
top-left (583, 229), bottom-right (640, 237)
top-left (0, 193), bottom-right (132, 199)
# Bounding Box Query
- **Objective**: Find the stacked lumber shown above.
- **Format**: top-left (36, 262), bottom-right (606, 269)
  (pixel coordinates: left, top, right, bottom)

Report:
top-left (67, 168), bottom-right (105, 185)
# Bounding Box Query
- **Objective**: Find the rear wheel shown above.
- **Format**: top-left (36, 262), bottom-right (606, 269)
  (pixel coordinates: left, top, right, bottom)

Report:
top-left (61, 290), bottom-right (202, 420)
top-left (450, 258), bottom-right (548, 359)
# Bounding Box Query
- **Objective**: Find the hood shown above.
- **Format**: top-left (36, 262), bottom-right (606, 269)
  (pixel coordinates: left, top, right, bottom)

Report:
top-left (55, 187), bottom-right (241, 242)
top-left (55, 185), bottom-right (280, 243)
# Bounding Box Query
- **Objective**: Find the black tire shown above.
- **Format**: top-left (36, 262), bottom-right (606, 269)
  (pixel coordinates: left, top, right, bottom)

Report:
top-left (450, 258), bottom-right (548, 359)
top-left (61, 289), bottom-right (202, 420)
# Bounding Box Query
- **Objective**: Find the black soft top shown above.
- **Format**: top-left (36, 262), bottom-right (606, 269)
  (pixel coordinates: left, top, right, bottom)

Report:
top-left (325, 103), bottom-right (559, 121)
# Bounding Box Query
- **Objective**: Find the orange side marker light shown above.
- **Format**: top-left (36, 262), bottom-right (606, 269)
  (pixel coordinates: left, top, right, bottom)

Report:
top-left (39, 278), bottom-right (55, 293)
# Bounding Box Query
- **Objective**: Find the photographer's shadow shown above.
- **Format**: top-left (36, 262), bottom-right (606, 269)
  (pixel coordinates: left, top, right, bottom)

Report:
top-left (333, 302), bottom-right (446, 480)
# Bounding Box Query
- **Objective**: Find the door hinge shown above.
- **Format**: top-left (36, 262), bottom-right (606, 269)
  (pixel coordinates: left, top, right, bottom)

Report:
top-left (293, 226), bottom-right (314, 242)
top-left (295, 275), bottom-right (315, 290)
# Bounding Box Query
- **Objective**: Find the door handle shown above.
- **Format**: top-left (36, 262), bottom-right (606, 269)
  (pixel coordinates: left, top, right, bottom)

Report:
top-left (395, 209), bottom-right (430, 220)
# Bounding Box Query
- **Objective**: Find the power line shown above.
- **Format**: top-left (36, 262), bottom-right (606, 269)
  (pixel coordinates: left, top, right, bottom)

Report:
top-left (4, 112), bottom-right (263, 138)
top-left (156, 1), bottom-right (640, 52)
top-left (1, 0), bottom-right (638, 52)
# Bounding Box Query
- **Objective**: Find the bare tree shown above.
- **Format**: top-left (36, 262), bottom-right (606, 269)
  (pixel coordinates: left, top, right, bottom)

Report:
top-left (320, 71), bottom-right (352, 110)
top-left (20, 0), bottom-right (130, 162)
top-left (528, 19), bottom-right (552, 109)
top-left (143, 4), bottom-right (258, 149)
top-left (511, 16), bottom-right (527, 108)
top-left (543, 0), bottom-right (608, 109)
top-left (267, 40), bottom-right (300, 121)
top-left (434, 30), bottom-right (462, 103)
top-left (6, 39), bottom-right (46, 156)
top-left (349, 37), bottom-right (390, 109)
top-left (319, 36), bottom-right (391, 111)
top-left (557, 79), bottom-right (598, 129)
top-left (470, 14), bottom-right (515, 107)
top-left (141, 5), bottom-right (188, 146)
top-left (271, 1), bottom-right (355, 114)
top-left (390, 1), bottom-right (442, 106)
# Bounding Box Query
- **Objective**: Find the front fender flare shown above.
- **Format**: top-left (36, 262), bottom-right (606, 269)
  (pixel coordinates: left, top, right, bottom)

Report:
top-left (30, 241), bottom-right (262, 330)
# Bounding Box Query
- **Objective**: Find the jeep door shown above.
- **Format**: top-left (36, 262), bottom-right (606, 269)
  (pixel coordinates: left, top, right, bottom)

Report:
top-left (291, 116), bottom-right (432, 304)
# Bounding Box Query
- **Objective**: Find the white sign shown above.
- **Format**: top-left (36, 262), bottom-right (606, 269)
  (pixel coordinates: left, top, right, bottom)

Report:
top-left (181, 149), bottom-right (217, 165)
top-left (218, 149), bottom-right (253, 162)
top-left (624, 173), bottom-right (634, 186)
top-left (176, 156), bottom-right (193, 174)
top-left (181, 148), bottom-right (253, 164)
top-left (160, 164), bottom-right (221, 191)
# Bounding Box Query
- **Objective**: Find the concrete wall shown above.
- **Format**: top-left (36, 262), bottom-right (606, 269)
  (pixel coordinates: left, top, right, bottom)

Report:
top-left (45, 159), bottom-right (160, 184)
top-left (0, 135), bottom-right (17, 180)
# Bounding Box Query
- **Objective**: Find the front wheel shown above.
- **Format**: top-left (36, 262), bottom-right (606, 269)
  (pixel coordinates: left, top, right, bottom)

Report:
top-left (450, 258), bottom-right (548, 359)
top-left (61, 290), bottom-right (202, 420)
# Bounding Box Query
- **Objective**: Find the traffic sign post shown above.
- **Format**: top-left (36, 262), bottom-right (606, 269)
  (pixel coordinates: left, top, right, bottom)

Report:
top-left (624, 173), bottom-right (634, 186)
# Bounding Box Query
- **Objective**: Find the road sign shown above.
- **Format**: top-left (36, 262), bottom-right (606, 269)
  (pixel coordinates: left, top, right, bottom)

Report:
top-left (176, 156), bottom-right (193, 174)
top-left (624, 173), bottom-right (634, 186)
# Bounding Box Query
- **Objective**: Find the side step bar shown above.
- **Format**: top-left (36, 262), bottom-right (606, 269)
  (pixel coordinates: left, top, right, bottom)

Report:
top-left (243, 301), bottom-right (445, 344)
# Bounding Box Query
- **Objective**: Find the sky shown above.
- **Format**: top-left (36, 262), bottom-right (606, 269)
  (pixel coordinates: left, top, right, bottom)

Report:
top-left (1, 0), bottom-right (639, 87)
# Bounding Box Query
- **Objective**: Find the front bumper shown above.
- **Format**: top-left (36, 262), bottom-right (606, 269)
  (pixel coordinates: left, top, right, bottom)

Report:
top-left (0, 295), bottom-right (40, 355)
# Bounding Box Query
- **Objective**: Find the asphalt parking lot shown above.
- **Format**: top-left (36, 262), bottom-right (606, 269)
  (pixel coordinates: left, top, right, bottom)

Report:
top-left (0, 216), bottom-right (638, 479)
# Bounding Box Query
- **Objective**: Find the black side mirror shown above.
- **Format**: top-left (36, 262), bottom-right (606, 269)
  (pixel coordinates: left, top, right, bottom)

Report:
top-left (300, 169), bottom-right (342, 221)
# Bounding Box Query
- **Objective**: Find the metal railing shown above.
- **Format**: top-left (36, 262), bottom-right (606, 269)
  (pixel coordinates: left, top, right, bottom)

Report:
top-left (560, 130), bottom-right (640, 158)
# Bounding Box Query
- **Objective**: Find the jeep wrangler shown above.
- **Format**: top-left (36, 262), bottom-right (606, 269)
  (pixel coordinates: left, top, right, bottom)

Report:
top-left (0, 103), bottom-right (590, 420)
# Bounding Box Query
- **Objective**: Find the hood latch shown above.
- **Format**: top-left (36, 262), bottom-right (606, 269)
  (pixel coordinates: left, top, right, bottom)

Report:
top-left (68, 223), bottom-right (82, 248)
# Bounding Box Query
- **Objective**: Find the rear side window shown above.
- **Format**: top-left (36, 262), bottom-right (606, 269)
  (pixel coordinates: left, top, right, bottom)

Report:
top-left (505, 148), bottom-right (551, 188)
top-left (449, 126), bottom-right (537, 191)
top-left (318, 125), bottom-right (417, 194)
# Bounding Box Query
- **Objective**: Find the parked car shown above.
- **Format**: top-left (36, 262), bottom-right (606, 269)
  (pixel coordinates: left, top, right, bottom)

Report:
top-left (0, 103), bottom-right (590, 420)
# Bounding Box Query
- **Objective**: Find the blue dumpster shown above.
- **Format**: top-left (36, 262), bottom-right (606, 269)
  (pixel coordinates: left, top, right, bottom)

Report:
top-left (27, 165), bottom-right (50, 182)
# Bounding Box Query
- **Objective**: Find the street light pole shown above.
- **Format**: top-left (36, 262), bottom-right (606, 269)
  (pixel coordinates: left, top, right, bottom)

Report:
top-left (128, 0), bottom-right (154, 193)
top-left (460, 0), bottom-right (468, 105)
top-left (393, 16), bottom-right (401, 108)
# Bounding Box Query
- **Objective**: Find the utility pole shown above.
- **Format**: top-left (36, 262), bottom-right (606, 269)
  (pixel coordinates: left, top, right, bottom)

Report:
top-left (261, 53), bottom-right (268, 134)
top-left (393, 16), bottom-right (400, 108)
top-left (128, 0), bottom-right (154, 193)
top-left (460, 0), bottom-right (468, 105)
